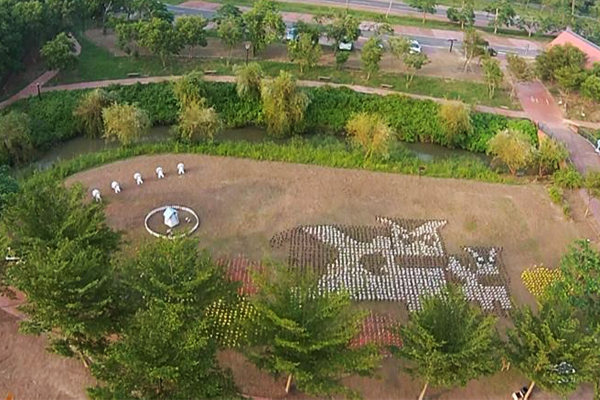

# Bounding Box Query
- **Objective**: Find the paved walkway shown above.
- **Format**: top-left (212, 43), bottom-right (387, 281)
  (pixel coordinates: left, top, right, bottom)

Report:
top-left (515, 80), bottom-right (600, 234)
top-left (0, 35), bottom-right (81, 109)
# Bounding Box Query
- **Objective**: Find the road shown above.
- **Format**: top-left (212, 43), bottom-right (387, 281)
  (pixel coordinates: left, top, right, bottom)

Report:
top-left (166, 3), bottom-right (541, 57)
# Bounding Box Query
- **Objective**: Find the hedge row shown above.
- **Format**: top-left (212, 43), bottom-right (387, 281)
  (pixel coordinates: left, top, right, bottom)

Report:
top-left (5, 81), bottom-right (537, 155)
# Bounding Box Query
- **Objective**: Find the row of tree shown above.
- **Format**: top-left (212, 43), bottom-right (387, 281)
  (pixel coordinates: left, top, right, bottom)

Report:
top-left (1, 173), bottom-right (599, 400)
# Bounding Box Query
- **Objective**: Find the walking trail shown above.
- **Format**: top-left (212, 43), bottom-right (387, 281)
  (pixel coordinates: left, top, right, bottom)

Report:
top-left (515, 80), bottom-right (600, 233)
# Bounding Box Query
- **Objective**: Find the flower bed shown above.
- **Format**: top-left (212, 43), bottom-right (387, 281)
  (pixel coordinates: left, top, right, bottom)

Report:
top-left (271, 217), bottom-right (512, 313)
top-left (521, 265), bottom-right (562, 297)
top-left (350, 312), bottom-right (402, 351)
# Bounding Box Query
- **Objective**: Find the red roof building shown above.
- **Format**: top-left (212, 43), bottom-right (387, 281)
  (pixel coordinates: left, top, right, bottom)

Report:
top-left (549, 28), bottom-right (600, 68)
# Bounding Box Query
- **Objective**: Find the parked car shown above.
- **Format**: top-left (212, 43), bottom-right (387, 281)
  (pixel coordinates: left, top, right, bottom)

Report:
top-left (486, 46), bottom-right (498, 56)
top-left (511, 386), bottom-right (529, 400)
top-left (339, 39), bottom-right (353, 51)
top-left (409, 40), bottom-right (422, 54)
top-left (285, 26), bottom-right (298, 41)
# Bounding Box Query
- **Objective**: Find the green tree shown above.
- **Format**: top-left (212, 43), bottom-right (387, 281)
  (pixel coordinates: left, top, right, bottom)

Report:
top-left (408, 0), bottom-right (438, 23)
top-left (346, 112), bottom-right (393, 160)
top-left (404, 52), bottom-right (429, 86)
top-left (287, 34), bottom-right (322, 74)
top-left (554, 64), bottom-right (585, 91)
top-left (1, 176), bottom-right (121, 359)
top-left (175, 15), bottom-right (208, 55)
top-left (128, 0), bottom-right (173, 21)
top-left (487, 128), bottom-right (534, 175)
top-left (243, 0), bottom-right (285, 56)
top-left (439, 102), bottom-right (472, 147)
top-left (507, 302), bottom-right (600, 400)
top-left (89, 239), bottom-right (238, 399)
top-left (41, 32), bottom-right (77, 70)
top-left (507, 53), bottom-right (534, 82)
top-left (391, 286), bottom-right (502, 400)
top-left (102, 103), bottom-right (150, 146)
top-left (137, 17), bottom-right (183, 66)
top-left (535, 44), bottom-right (587, 83)
top-left (462, 28), bottom-right (487, 71)
top-left (261, 71), bottom-right (310, 137)
top-left (362, 37), bottom-right (383, 80)
top-left (335, 50), bottom-right (350, 70)
top-left (484, 0), bottom-right (516, 34)
top-left (531, 138), bottom-right (567, 177)
top-left (173, 71), bottom-right (206, 108)
top-left (217, 15), bottom-right (244, 63)
top-left (482, 57), bottom-right (504, 99)
top-left (176, 99), bottom-right (223, 142)
top-left (517, 16), bottom-right (540, 37)
top-left (89, 301), bottom-right (238, 400)
top-left (245, 266), bottom-right (381, 398)
top-left (0, 110), bottom-right (33, 166)
top-left (447, 0), bottom-right (475, 29)
top-left (581, 74), bottom-right (600, 101)
top-left (389, 36), bottom-right (410, 62)
top-left (114, 22), bottom-right (140, 55)
top-left (584, 171), bottom-right (600, 216)
top-left (215, 3), bottom-right (242, 21)
top-left (547, 240), bottom-right (600, 324)
top-left (0, 165), bottom-right (18, 213)
top-left (234, 62), bottom-right (264, 100)
top-left (321, 12), bottom-right (360, 52)
top-left (73, 89), bottom-right (118, 138)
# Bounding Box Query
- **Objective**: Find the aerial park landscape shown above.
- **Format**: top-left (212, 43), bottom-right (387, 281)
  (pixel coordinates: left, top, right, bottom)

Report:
top-left (1, 0), bottom-right (600, 399)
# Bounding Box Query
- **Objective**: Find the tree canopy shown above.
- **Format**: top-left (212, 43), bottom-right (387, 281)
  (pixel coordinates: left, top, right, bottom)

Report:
top-left (261, 71), bottom-right (310, 137)
top-left (392, 286), bottom-right (502, 400)
top-left (245, 266), bottom-right (381, 398)
top-left (243, 0), bottom-right (285, 56)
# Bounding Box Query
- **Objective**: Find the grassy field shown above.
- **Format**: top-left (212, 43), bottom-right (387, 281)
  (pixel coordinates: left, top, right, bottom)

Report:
top-left (52, 36), bottom-right (519, 109)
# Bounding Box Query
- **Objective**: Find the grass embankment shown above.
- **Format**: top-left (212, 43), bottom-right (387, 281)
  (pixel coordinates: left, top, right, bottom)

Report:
top-left (53, 37), bottom-right (519, 109)
top-left (37, 135), bottom-right (512, 184)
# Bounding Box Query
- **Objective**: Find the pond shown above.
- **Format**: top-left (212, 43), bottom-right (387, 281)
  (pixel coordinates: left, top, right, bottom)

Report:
top-left (35, 126), bottom-right (491, 169)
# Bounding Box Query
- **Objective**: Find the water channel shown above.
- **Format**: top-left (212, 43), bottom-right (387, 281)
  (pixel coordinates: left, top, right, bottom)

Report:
top-left (35, 126), bottom-right (491, 169)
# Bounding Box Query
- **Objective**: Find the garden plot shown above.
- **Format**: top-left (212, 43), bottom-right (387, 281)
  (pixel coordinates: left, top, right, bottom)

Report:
top-left (67, 153), bottom-right (594, 311)
top-left (46, 153), bottom-right (599, 400)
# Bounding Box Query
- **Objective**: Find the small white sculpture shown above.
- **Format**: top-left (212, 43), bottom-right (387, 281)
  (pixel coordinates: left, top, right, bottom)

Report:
top-left (177, 163), bottom-right (185, 175)
top-left (156, 167), bottom-right (165, 179)
top-left (91, 189), bottom-right (102, 202)
top-left (134, 172), bottom-right (143, 185)
top-left (163, 206), bottom-right (179, 228)
top-left (111, 181), bottom-right (121, 193)
top-left (596, 139), bottom-right (600, 153)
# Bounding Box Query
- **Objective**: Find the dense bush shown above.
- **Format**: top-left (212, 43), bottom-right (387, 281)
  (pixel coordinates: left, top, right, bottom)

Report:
top-left (3, 81), bottom-right (537, 165)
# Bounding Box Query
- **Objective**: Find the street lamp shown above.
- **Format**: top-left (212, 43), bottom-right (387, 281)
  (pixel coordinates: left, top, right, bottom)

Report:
top-left (244, 42), bottom-right (251, 65)
top-left (447, 38), bottom-right (457, 53)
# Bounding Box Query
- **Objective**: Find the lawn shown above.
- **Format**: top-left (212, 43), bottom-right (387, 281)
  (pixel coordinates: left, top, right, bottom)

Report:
top-left (52, 36), bottom-right (519, 109)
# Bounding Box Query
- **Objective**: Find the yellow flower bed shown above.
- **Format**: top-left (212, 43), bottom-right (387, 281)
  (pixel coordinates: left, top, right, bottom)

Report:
top-left (521, 266), bottom-right (562, 297)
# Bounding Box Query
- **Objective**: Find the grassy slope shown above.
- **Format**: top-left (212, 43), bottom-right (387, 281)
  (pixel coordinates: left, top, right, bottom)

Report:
top-left (53, 37), bottom-right (519, 109)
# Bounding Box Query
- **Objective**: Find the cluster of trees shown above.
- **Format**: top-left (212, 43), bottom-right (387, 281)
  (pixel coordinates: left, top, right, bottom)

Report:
top-left (2, 172), bottom-right (600, 400)
top-left (0, 0), bottom-right (174, 82)
top-left (535, 44), bottom-right (600, 105)
top-left (487, 127), bottom-right (567, 176)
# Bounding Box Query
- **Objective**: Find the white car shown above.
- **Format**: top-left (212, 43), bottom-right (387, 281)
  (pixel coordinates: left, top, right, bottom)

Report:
top-left (339, 40), bottom-right (353, 51)
top-left (409, 40), bottom-right (422, 54)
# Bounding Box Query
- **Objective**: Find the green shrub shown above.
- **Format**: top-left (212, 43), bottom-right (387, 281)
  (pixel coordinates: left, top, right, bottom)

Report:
top-left (548, 185), bottom-right (564, 205)
top-left (552, 166), bottom-right (583, 189)
top-left (4, 81), bottom-right (537, 165)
